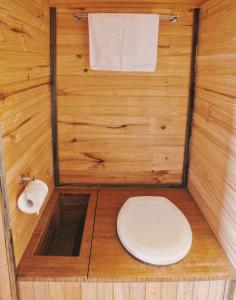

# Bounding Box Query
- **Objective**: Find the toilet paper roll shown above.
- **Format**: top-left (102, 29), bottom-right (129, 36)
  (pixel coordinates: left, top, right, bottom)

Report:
top-left (17, 179), bottom-right (48, 215)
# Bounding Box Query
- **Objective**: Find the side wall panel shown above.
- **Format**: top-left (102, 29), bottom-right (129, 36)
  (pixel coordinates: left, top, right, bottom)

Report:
top-left (188, 0), bottom-right (236, 268)
top-left (0, 0), bottom-right (54, 265)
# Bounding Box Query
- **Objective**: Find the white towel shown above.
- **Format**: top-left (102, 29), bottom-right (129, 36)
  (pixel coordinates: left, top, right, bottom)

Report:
top-left (88, 13), bottom-right (159, 72)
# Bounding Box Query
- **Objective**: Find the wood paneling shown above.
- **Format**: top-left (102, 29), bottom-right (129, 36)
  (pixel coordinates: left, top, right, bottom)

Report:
top-left (0, 195), bottom-right (14, 300)
top-left (18, 280), bottom-right (233, 300)
top-left (0, 131), bottom-right (17, 300)
top-left (56, 6), bottom-right (194, 184)
top-left (188, 0), bottom-right (236, 268)
top-left (49, 0), bottom-right (207, 9)
top-left (0, 0), bottom-right (54, 266)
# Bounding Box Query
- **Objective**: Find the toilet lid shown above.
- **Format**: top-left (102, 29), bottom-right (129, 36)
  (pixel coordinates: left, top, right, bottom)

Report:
top-left (117, 196), bottom-right (192, 265)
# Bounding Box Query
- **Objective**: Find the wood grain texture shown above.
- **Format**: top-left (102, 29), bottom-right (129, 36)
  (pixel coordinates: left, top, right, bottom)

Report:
top-left (18, 280), bottom-right (233, 300)
top-left (0, 0), bottom-right (54, 266)
top-left (55, 6), bottom-right (194, 184)
top-left (17, 189), bottom-right (97, 280)
top-left (17, 188), bottom-right (236, 299)
top-left (49, 0), bottom-right (207, 9)
top-left (17, 188), bottom-right (236, 283)
top-left (0, 132), bottom-right (17, 300)
top-left (33, 282), bottom-right (50, 300)
top-left (89, 188), bottom-right (236, 281)
top-left (188, 0), bottom-right (236, 269)
top-left (0, 195), bottom-right (13, 300)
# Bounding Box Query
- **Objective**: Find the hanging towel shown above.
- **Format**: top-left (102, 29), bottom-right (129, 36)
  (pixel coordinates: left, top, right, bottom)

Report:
top-left (88, 13), bottom-right (159, 72)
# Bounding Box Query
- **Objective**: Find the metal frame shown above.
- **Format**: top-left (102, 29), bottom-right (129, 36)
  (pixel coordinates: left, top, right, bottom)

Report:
top-left (182, 9), bottom-right (200, 186)
top-left (50, 7), bottom-right (59, 187)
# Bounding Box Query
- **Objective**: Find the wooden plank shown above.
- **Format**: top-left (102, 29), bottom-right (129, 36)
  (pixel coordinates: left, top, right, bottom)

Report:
top-left (146, 282), bottom-right (161, 300)
top-left (0, 130), bottom-right (17, 300)
top-left (0, 0), bottom-right (54, 266)
top-left (55, 7), bottom-right (193, 185)
top-left (81, 282), bottom-right (97, 300)
top-left (224, 280), bottom-right (236, 300)
top-left (49, 0), bottom-right (207, 9)
top-left (0, 197), bottom-right (15, 300)
top-left (33, 282), bottom-right (50, 300)
top-left (130, 283), bottom-right (146, 300)
top-left (97, 283), bottom-right (114, 300)
top-left (18, 281), bottom-right (35, 300)
top-left (64, 282), bottom-right (82, 300)
top-left (49, 282), bottom-right (66, 300)
top-left (208, 281), bottom-right (226, 300)
top-left (114, 283), bottom-right (129, 300)
top-left (18, 280), bottom-right (231, 300)
top-left (192, 281), bottom-right (210, 300)
top-left (177, 281), bottom-right (194, 300)
top-left (161, 282), bottom-right (178, 300)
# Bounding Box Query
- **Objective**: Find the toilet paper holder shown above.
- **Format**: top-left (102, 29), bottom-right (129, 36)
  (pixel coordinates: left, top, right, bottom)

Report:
top-left (17, 177), bottom-right (48, 215)
top-left (18, 175), bottom-right (35, 184)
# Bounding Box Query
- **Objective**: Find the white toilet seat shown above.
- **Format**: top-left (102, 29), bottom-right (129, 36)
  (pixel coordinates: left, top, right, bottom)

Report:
top-left (117, 196), bottom-right (192, 265)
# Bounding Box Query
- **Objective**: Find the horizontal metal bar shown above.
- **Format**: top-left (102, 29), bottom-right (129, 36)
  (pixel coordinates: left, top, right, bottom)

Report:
top-left (74, 13), bottom-right (180, 23)
top-left (18, 175), bottom-right (35, 184)
top-left (58, 183), bottom-right (184, 189)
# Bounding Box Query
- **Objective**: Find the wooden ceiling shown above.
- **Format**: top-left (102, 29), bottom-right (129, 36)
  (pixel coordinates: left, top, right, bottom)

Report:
top-left (49, 0), bottom-right (208, 9)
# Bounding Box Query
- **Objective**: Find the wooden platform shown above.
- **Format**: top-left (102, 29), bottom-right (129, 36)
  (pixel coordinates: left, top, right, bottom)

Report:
top-left (17, 188), bottom-right (236, 282)
top-left (17, 189), bottom-right (97, 280)
top-left (90, 188), bottom-right (236, 281)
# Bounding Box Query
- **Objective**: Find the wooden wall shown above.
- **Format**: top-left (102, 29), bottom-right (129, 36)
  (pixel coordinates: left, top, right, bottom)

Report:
top-left (53, 4), bottom-right (194, 184)
top-left (0, 196), bottom-right (14, 300)
top-left (188, 0), bottom-right (236, 268)
top-left (49, 0), bottom-right (207, 9)
top-left (18, 279), bottom-right (235, 300)
top-left (0, 0), bottom-right (54, 266)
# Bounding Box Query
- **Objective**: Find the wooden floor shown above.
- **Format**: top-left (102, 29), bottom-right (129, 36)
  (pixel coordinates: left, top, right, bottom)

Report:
top-left (17, 188), bottom-right (236, 282)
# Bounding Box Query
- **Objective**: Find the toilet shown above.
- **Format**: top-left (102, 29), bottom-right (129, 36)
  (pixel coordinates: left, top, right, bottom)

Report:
top-left (117, 196), bottom-right (192, 265)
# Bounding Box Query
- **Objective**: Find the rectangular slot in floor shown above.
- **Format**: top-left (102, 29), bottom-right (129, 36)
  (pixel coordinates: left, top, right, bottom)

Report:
top-left (37, 193), bottom-right (89, 256)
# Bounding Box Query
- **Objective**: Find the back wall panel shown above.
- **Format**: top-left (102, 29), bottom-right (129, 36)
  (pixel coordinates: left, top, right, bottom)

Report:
top-left (56, 6), bottom-right (194, 184)
top-left (188, 0), bottom-right (236, 268)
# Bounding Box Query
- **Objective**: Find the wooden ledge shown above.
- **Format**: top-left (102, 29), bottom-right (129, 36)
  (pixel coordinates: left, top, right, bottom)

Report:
top-left (89, 188), bottom-right (236, 282)
top-left (17, 188), bottom-right (236, 282)
top-left (17, 188), bottom-right (97, 281)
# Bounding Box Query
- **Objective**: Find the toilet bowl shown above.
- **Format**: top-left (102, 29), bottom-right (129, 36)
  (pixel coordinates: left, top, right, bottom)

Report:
top-left (117, 196), bottom-right (192, 265)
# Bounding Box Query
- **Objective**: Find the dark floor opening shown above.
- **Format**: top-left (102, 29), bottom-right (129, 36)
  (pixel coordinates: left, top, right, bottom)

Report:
top-left (37, 193), bottom-right (89, 256)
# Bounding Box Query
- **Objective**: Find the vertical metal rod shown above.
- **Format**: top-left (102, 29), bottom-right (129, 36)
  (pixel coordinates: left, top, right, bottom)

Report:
top-left (50, 7), bottom-right (60, 187)
top-left (182, 9), bottom-right (200, 187)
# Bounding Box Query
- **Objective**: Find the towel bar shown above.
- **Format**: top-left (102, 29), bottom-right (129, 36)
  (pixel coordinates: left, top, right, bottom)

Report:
top-left (74, 13), bottom-right (180, 23)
